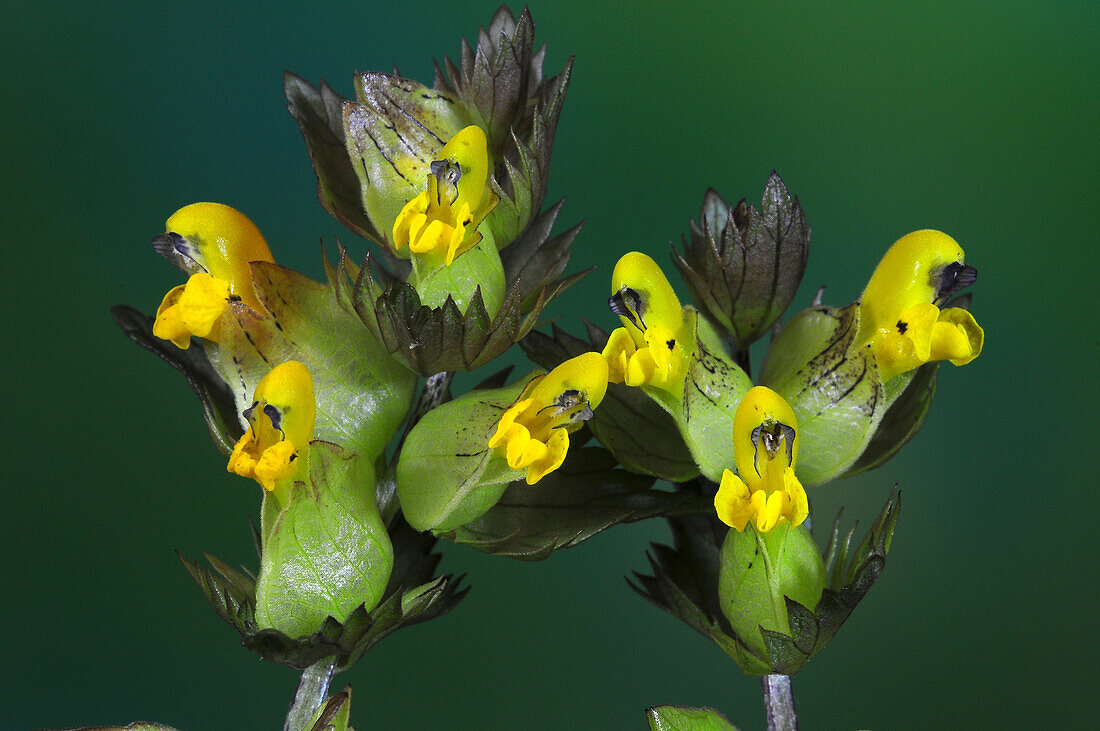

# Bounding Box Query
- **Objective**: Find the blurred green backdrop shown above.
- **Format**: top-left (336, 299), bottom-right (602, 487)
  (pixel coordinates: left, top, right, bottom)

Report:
top-left (3, 1), bottom-right (1096, 728)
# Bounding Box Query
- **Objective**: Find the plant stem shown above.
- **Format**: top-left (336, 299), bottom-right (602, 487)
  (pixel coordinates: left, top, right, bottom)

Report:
top-left (761, 674), bottom-right (798, 731)
top-left (283, 656), bottom-right (337, 731)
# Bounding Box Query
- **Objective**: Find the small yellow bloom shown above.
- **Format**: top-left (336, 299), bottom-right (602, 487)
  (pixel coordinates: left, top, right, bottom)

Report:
top-left (488, 353), bottom-right (609, 484)
top-left (392, 126), bottom-right (498, 265)
top-left (714, 386), bottom-right (808, 533)
top-left (601, 252), bottom-right (692, 395)
top-left (858, 230), bottom-right (984, 381)
top-left (152, 203), bottom-right (274, 349)
top-left (228, 361), bottom-right (316, 504)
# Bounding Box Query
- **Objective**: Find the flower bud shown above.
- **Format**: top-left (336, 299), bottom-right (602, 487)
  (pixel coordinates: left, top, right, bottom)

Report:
top-left (671, 174), bottom-right (809, 348)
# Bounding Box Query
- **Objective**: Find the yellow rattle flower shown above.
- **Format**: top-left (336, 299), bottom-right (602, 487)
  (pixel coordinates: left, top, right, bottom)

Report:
top-left (601, 252), bottom-right (693, 395)
top-left (714, 386), bottom-right (808, 533)
top-left (227, 361), bottom-right (316, 506)
top-left (488, 352), bottom-right (609, 485)
top-left (392, 125), bottom-right (498, 266)
top-left (858, 230), bottom-right (984, 382)
top-left (152, 203), bottom-right (274, 349)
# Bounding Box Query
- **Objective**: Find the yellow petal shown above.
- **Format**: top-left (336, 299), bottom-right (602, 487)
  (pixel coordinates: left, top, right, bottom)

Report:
top-left (526, 428), bottom-right (570, 484)
top-left (439, 126), bottom-right (489, 215)
top-left (152, 285), bottom-right (192, 349)
top-left (932, 307), bottom-right (984, 366)
top-left (601, 328), bottom-right (637, 384)
top-left (732, 386), bottom-right (800, 487)
top-left (610, 252), bottom-right (685, 341)
top-left (227, 361), bottom-right (316, 497)
top-left (714, 470), bottom-right (752, 531)
top-left (253, 440), bottom-right (297, 493)
top-left (784, 471), bottom-right (809, 528)
top-left (488, 399), bottom-right (530, 449)
top-left (749, 490), bottom-right (772, 531)
top-left (528, 352), bottom-right (610, 412)
top-left (625, 348), bottom-right (657, 387)
top-left (393, 192), bottom-right (430, 250)
top-left (176, 272), bottom-right (230, 339)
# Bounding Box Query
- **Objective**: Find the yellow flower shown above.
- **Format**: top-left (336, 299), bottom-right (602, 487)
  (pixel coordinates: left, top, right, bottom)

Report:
top-left (392, 126), bottom-right (498, 266)
top-left (152, 203), bottom-right (274, 349)
top-left (488, 353), bottom-right (609, 484)
top-left (858, 230), bottom-right (984, 382)
top-left (714, 386), bottom-right (808, 533)
top-left (601, 252), bottom-right (692, 395)
top-left (228, 361), bottom-right (316, 506)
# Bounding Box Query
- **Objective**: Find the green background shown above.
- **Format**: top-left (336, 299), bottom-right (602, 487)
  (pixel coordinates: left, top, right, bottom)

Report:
top-left (4, 1), bottom-right (1096, 728)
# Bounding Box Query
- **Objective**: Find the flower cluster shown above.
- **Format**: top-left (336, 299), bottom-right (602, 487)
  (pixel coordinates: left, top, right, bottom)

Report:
top-left (113, 7), bottom-right (989, 726)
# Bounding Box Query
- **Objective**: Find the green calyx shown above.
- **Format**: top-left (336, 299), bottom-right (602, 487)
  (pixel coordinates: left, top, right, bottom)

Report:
top-left (179, 511), bottom-right (466, 670)
top-left (255, 442), bottom-right (393, 639)
top-left (717, 523), bottom-right (827, 665)
top-left (631, 489), bottom-right (899, 676)
top-left (396, 373), bottom-right (532, 531)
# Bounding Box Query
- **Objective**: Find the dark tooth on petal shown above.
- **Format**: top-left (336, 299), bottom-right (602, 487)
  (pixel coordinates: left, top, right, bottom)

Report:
top-left (934, 262), bottom-right (978, 305)
top-left (152, 231), bottom-right (203, 273)
top-left (608, 287), bottom-right (646, 330)
top-left (263, 403), bottom-right (282, 431)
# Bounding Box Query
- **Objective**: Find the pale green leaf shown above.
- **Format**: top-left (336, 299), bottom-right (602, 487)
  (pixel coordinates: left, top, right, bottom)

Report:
top-left (647, 705), bottom-right (740, 731)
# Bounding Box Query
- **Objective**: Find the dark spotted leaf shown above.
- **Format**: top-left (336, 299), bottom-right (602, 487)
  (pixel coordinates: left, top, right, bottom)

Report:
top-left (672, 173), bottom-right (809, 348)
top-left (759, 304), bottom-right (886, 486)
top-left (442, 447), bottom-right (709, 560)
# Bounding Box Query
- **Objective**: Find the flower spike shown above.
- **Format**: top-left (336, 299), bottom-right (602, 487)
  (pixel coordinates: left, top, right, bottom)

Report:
top-left (227, 361), bottom-right (316, 506)
top-left (152, 203), bottom-right (274, 349)
top-left (601, 252), bottom-right (692, 395)
top-left (392, 125), bottom-right (498, 266)
top-left (488, 352), bottom-right (609, 484)
top-left (714, 386), bottom-right (808, 533)
top-left (858, 230), bottom-right (984, 381)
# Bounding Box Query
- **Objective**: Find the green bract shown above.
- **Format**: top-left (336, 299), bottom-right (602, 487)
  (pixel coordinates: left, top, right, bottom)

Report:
top-left (344, 72), bottom-right (466, 249)
top-left (621, 310), bottom-right (753, 482)
top-left (439, 446), bottom-right (709, 560)
top-left (670, 314), bottom-right (753, 481)
top-left (217, 261), bottom-right (417, 461)
top-left (633, 491), bottom-right (899, 677)
top-left (410, 235), bottom-right (506, 316)
top-left (647, 705), bottom-right (740, 731)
